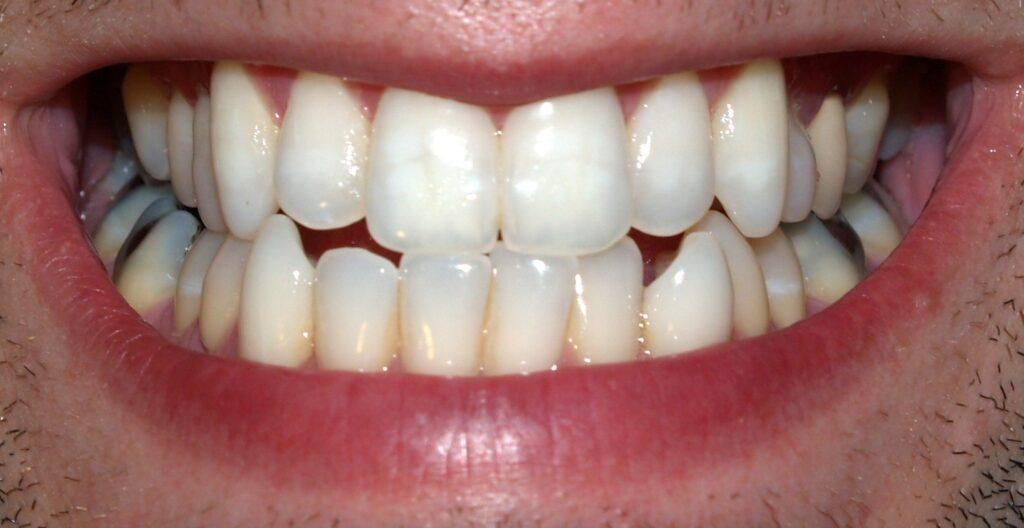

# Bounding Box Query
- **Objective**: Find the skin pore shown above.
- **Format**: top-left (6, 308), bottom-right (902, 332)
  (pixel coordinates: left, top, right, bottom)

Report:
top-left (1, 1), bottom-right (1024, 526)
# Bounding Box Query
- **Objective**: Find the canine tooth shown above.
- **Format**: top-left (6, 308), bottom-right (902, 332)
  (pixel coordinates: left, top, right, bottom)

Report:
top-left (807, 93), bottom-right (848, 219)
top-left (483, 245), bottom-right (577, 375)
top-left (116, 211), bottom-right (199, 315)
top-left (239, 215), bottom-right (315, 367)
top-left (628, 73), bottom-right (714, 236)
top-left (783, 116), bottom-right (817, 223)
top-left (277, 72), bottom-right (369, 230)
top-left (502, 88), bottom-right (631, 255)
top-left (568, 237), bottom-right (643, 365)
top-left (173, 230), bottom-right (226, 334)
top-left (168, 90), bottom-right (198, 207)
top-left (711, 58), bottom-right (787, 238)
top-left (366, 89), bottom-right (499, 253)
top-left (844, 76), bottom-right (890, 193)
top-left (94, 185), bottom-right (175, 266)
top-left (211, 61), bottom-right (280, 239)
top-left (782, 215), bottom-right (863, 305)
top-left (690, 211), bottom-right (769, 338)
top-left (192, 88), bottom-right (228, 232)
top-left (400, 254), bottom-right (491, 376)
top-left (315, 248), bottom-right (398, 372)
top-left (199, 236), bottom-right (252, 352)
top-left (839, 192), bottom-right (902, 265)
top-left (750, 229), bottom-right (806, 329)
top-left (643, 232), bottom-right (732, 357)
top-left (123, 65), bottom-right (170, 180)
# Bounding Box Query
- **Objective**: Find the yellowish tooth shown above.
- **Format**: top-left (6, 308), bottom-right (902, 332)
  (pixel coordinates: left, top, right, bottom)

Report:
top-left (783, 215), bottom-right (863, 305)
top-left (840, 192), bottom-right (902, 264)
top-left (568, 237), bottom-right (643, 365)
top-left (94, 185), bottom-right (175, 267)
top-left (843, 75), bottom-right (890, 194)
top-left (783, 116), bottom-right (817, 223)
top-left (199, 236), bottom-right (252, 353)
top-left (750, 229), bottom-right (806, 329)
top-left (808, 93), bottom-right (848, 219)
top-left (116, 211), bottom-right (200, 315)
top-left (168, 90), bottom-right (198, 207)
top-left (123, 65), bottom-right (170, 180)
top-left (174, 230), bottom-right (226, 335)
top-left (191, 88), bottom-right (228, 233)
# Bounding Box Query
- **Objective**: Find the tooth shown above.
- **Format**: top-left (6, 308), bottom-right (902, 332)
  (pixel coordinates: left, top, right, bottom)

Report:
top-left (567, 237), bottom-right (642, 365)
top-left (399, 254), bottom-right (491, 376)
top-left (314, 248), bottom-right (398, 372)
top-left (501, 88), bottom-right (631, 255)
top-left (276, 72), bottom-right (369, 230)
top-left (173, 230), bottom-right (226, 334)
top-left (199, 236), bottom-right (252, 352)
top-left (807, 93), bottom-right (848, 219)
top-left (366, 89), bottom-right (499, 253)
top-left (844, 76), bottom-right (890, 193)
top-left (94, 185), bottom-right (175, 266)
top-left (711, 58), bottom-right (787, 238)
top-left (782, 116), bottom-right (817, 223)
top-left (211, 61), bottom-right (280, 239)
top-left (122, 65), bottom-right (170, 180)
top-left (191, 88), bottom-right (228, 232)
top-left (87, 150), bottom-right (140, 210)
top-left (689, 211), bottom-right (769, 338)
top-left (782, 215), bottom-right (863, 305)
top-left (239, 215), bottom-right (315, 367)
top-left (628, 72), bottom-right (714, 236)
top-left (878, 79), bottom-right (916, 161)
top-left (642, 232), bottom-right (732, 357)
top-left (483, 245), bottom-right (577, 375)
top-left (839, 192), bottom-right (902, 265)
top-left (168, 90), bottom-right (198, 207)
top-left (750, 229), bottom-right (806, 329)
top-left (115, 211), bottom-right (200, 315)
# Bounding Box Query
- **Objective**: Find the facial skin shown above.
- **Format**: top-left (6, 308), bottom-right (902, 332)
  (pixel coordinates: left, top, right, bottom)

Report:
top-left (1, 1), bottom-right (1024, 526)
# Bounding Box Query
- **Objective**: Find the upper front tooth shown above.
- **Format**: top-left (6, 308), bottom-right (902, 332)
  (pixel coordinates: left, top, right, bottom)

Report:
top-left (844, 76), bottom-right (890, 194)
top-left (173, 230), bottom-right (226, 334)
top-left (123, 65), bottom-right (170, 180)
top-left (211, 61), bottom-right (280, 240)
top-left (199, 235), bottom-right (252, 353)
top-left (94, 184), bottom-right (175, 267)
top-left (168, 90), bottom-right (198, 207)
top-left (568, 237), bottom-right (643, 365)
top-left (839, 192), bottom-right (902, 266)
top-left (750, 229), bottom-right (806, 329)
top-left (115, 211), bottom-right (200, 315)
top-left (783, 116), bottom-right (817, 223)
top-left (191, 88), bottom-right (228, 232)
top-left (628, 72), bottom-right (714, 236)
top-left (276, 72), bottom-right (370, 231)
top-left (807, 93), bottom-right (849, 219)
top-left (501, 88), bottom-right (631, 255)
top-left (366, 89), bottom-right (499, 253)
top-left (711, 58), bottom-right (788, 238)
top-left (782, 215), bottom-right (863, 305)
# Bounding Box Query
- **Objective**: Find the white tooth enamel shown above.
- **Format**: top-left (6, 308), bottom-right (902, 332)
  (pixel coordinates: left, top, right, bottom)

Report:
top-left (642, 232), bottom-right (732, 357)
top-left (783, 116), bottom-right (817, 223)
top-left (199, 236), bottom-right (252, 352)
top-left (366, 88), bottom-right (499, 253)
top-left (750, 229), bottom-right (806, 329)
top-left (807, 93), bottom-right (848, 219)
top-left (843, 76), bottom-right (890, 193)
top-left (211, 61), bottom-right (280, 240)
top-left (239, 215), bottom-right (315, 367)
top-left (568, 237), bottom-right (642, 365)
top-left (628, 72), bottom-right (714, 236)
top-left (711, 58), bottom-right (788, 238)
top-left (502, 88), bottom-right (631, 255)
top-left (840, 192), bottom-right (902, 263)
top-left (782, 215), bottom-right (863, 305)
top-left (276, 72), bottom-right (369, 230)
top-left (173, 230), bottom-right (226, 334)
top-left (315, 248), bottom-right (398, 372)
top-left (191, 88), bottom-right (228, 232)
top-left (94, 185), bottom-right (175, 266)
top-left (483, 245), bottom-right (577, 375)
top-left (168, 90), bottom-right (198, 207)
top-left (123, 65), bottom-right (171, 180)
top-left (689, 211), bottom-right (769, 338)
top-left (399, 254), bottom-right (491, 376)
top-left (116, 211), bottom-right (199, 315)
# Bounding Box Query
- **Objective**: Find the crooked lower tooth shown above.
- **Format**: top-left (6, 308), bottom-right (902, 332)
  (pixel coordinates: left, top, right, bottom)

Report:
top-left (123, 65), bottom-right (170, 181)
top-left (168, 90), bottom-right (198, 207)
top-left (366, 89), bottom-right (499, 253)
top-left (315, 248), bottom-right (398, 372)
top-left (808, 93), bottom-right (849, 219)
top-left (502, 88), bottom-right (631, 255)
top-left (400, 254), bottom-right (491, 376)
top-left (839, 192), bottom-right (902, 265)
top-left (115, 211), bottom-right (200, 315)
top-left (844, 76), bottom-right (890, 193)
top-left (750, 229), bottom-right (806, 329)
top-left (94, 184), bottom-right (175, 266)
top-left (277, 72), bottom-right (369, 231)
top-left (782, 215), bottom-right (863, 305)
top-left (783, 116), bottom-right (817, 223)
top-left (199, 236), bottom-right (252, 352)
top-left (191, 88), bottom-right (228, 232)
top-left (643, 232), bottom-right (732, 357)
top-left (568, 237), bottom-right (643, 365)
top-left (628, 72), bottom-right (714, 236)
top-left (173, 230), bottom-right (226, 334)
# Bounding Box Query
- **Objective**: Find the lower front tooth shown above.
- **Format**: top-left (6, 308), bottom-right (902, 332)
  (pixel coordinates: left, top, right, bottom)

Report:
top-left (568, 237), bottom-right (643, 365)
top-left (94, 185), bottom-right (175, 267)
top-left (199, 236), bottom-right (252, 353)
top-left (483, 245), bottom-right (577, 375)
top-left (750, 229), bottom-right (806, 329)
top-left (839, 192), bottom-right (902, 265)
top-left (808, 93), bottom-right (849, 219)
top-left (115, 211), bottom-right (200, 315)
top-left (843, 76), bottom-right (889, 194)
top-left (173, 230), bottom-right (226, 335)
top-left (239, 215), bottom-right (315, 367)
top-left (783, 116), bottom-right (817, 223)
top-left (168, 90), bottom-right (198, 207)
top-left (782, 215), bottom-right (863, 305)
top-left (122, 65), bottom-right (170, 181)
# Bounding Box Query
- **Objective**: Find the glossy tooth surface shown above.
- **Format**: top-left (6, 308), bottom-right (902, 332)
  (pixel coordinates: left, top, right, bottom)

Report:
top-left (173, 230), bottom-right (226, 334)
top-left (568, 237), bottom-right (643, 365)
top-left (840, 192), bottom-right (902, 264)
top-left (628, 73), bottom-right (714, 236)
top-left (167, 90), bottom-right (198, 207)
top-left (122, 65), bottom-right (170, 180)
top-left (750, 229), bottom-right (806, 329)
top-left (277, 72), bottom-right (369, 230)
top-left (502, 88), bottom-right (631, 255)
top-left (643, 232), bottom-right (732, 356)
top-left (191, 89), bottom-right (228, 232)
top-left (239, 215), bottom-right (315, 367)
top-left (211, 61), bottom-right (280, 239)
top-left (783, 215), bottom-right (863, 305)
top-left (783, 116), bottom-right (817, 223)
top-left (690, 211), bottom-right (769, 338)
top-left (807, 93), bottom-right (849, 219)
top-left (199, 236), bottom-right (252, 352)
top-left (400, 254), bottom-right (491, 376)
top-left (711, 58), bottom-right (787, 238)
top-left (94, 185), bottom-right (175, 266)
top-left (315, 248), bottom-right (398, 372)
top-left (483, 245), bottom-right (577, 375)
top-left (115, 211), bottom-right (199, 314)
top-left (844, 77), bottom-right (890, 193)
